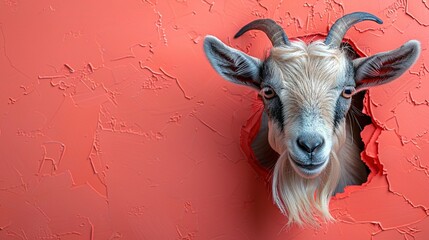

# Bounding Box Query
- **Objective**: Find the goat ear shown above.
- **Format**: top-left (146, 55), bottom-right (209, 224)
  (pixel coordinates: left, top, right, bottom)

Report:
top-left (353, 40), bottom-right (420, 92)
top-left (203, 35), bottom-right (262, 89)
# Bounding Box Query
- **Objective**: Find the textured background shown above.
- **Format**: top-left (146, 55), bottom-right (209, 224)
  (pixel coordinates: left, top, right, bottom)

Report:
top-left (1, 0), bottom-right (428, 239)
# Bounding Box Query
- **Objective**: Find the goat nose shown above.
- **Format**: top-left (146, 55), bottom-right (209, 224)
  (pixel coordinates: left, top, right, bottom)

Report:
top-left (297, 135), bottom-right (324, 154)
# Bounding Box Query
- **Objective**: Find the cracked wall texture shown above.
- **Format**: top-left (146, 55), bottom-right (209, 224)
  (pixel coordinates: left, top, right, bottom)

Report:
top-left (0, 0), bottom-right (428, 239)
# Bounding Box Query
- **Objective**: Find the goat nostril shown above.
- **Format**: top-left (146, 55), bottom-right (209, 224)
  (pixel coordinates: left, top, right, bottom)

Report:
top-left (297, 135), bottom-right (324, 153)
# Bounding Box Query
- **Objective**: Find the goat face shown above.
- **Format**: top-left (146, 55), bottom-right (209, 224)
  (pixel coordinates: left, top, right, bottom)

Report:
top-left (204, 12), bottom-right (420, 226)
top-left (261, 42), bottom-right (353, 178)
top-left (204, 13), bottom-right (420, 179)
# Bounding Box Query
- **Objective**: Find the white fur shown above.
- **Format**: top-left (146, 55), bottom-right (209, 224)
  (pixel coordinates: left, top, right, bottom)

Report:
top-left (269, 40), bottom-right (364, 226)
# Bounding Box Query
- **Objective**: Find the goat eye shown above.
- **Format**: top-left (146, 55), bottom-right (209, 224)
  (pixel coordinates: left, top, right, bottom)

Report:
top-left (260, 87), bottom-right (276, 99)
top-left (342, 86), bottom-right (355, 99)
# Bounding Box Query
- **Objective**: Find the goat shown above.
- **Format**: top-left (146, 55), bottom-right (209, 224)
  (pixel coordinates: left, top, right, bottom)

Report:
top-left (203, 12), bottom-right (421, 226)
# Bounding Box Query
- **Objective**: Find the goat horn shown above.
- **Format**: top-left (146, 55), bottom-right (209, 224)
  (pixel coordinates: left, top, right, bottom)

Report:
top-left (325, 12), bottom-right (383, 48)
top-left (234, 19), bottom-right (289, 47)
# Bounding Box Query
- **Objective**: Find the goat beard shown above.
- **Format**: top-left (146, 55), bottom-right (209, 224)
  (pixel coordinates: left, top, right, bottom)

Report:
top-left (272, 148), bottom-right (341, 227)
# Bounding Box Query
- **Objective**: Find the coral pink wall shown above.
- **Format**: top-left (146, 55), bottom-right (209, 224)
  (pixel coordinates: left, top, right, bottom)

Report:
top-left (1, 0), bottom-right (428, 239)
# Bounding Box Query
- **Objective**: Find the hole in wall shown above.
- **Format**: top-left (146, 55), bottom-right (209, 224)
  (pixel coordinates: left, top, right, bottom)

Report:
top-left (239, 35), bottom-right (377, 193)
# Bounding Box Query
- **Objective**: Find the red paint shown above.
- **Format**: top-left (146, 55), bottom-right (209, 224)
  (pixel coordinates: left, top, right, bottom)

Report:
top-left (0, 0), bottom-right (428, 239)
